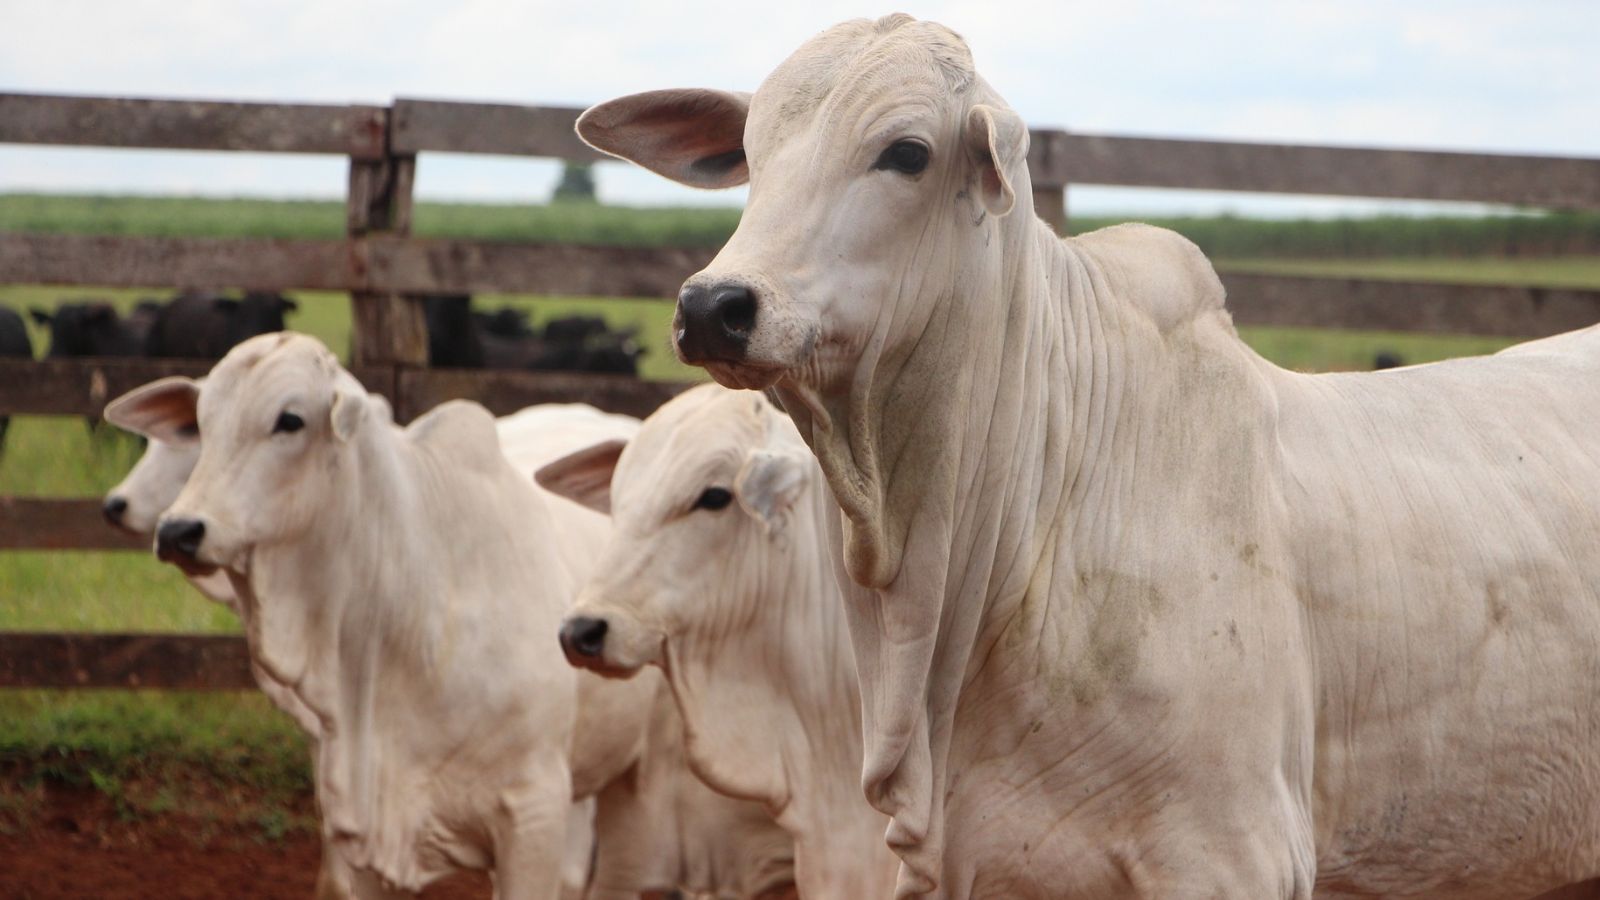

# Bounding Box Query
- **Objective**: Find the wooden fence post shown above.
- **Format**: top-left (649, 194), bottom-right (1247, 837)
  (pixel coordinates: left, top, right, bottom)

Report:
top-left (1033, 184), bottom-right (1067, 235)
top-left (347, 106), bottom-right (425, 369)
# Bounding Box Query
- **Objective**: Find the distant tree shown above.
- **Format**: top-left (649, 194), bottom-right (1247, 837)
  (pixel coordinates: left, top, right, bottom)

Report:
top-left (552, 162), bottom-right (597, 203)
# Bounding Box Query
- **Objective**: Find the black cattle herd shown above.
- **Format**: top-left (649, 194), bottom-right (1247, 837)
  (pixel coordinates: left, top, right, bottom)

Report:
top-left (0, 291), bottom-right (646, 451)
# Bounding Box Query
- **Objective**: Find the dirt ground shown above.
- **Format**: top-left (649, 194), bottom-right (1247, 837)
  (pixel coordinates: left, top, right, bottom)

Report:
top-left (0, 781), bottom-right (492, 900)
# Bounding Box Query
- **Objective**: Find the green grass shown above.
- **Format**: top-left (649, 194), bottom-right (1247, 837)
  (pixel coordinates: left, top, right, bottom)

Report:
top-left (0, 193), bottom-right (743, 247)
top-left (0, 690), bottom-right (312, 838)
top-left (1072, 211), bottom-right (1600, 259)
top-left (1217, 255), bottom-right (1600, 289)
top-left (9, 193), bottom-right (1600, 260)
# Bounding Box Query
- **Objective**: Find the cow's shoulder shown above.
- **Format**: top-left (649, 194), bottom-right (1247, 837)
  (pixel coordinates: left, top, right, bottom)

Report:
top-left (1068, 223), bottom-right (1226, 333)
top-left (404, 399), bottom-right (505, 473)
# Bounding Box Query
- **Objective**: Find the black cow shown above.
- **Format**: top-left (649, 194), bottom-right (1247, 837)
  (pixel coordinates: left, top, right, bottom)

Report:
top-left (145, 291), bottom-right (297, 359)
top-left (1373, 350), bottom-right (1405, 370)
top-left (30, 301), bottom-right (150, 358)
top-left (423, 298), bottom-right (647, 374)
top-left (424, 295), bottom-right (485, 368)
top-left (0, 307), bottom-right (33, 454)
top-left (523, 316), bottom-right (645, 374)
top-left (475, 307), bottom-right (537, 338)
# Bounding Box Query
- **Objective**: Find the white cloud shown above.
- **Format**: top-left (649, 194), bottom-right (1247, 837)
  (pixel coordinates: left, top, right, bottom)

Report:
top-left (1, 0), bottom-right (1595, 215)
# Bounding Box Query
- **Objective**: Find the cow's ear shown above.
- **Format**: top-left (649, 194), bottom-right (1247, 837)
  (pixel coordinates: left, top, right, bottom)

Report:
top-left (104, 377), bottom-right (201, 445)
top-left (329, 383), bottom-right (366, 442)
top-left (534, 438), bottom-right (628, 515)
top-left (29, 308), bottom-right (52, 326)
top-left (280, 297), bottom-right (298, 313)
top-left (734, 446), bottom-right (810, 537)
top-left (577, 89), bottom-right (750, 189)
top-left (965, 104), bottom-right (1030, 217)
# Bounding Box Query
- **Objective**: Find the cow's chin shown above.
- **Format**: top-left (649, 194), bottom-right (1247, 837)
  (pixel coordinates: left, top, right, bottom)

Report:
top-left (564, 653), bottom-right (645, 681)
top-left (169, 555), bottom-right (222, 578)
top-left (702, 360), bottom-right (784, 391)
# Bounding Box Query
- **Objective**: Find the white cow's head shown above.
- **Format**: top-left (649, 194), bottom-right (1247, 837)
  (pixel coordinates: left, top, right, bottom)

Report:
top-left (154, 333), bottom-right (383, 576)
top-left (577, 14), bottom-right (1029, 395)
top-left (539, 384), bottom-right (813, 677)
top-left (103, 378), bottom-right (203, 535)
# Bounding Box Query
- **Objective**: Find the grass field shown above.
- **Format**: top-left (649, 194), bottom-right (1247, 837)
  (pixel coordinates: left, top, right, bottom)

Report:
top-left (8, 192), bottom-right (1600, 258)
top-left (1, 193), bottom-right (1593, 831)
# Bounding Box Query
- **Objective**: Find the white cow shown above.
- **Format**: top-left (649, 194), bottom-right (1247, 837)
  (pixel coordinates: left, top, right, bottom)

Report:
top-left (102, 397), bottom-right (638, 899)
top-left (577, 14), bottom-right (1600, 900)
top-left (135, 333), bottom-right (659, 898)
top-left (539, 383), bottom-right (898, 899)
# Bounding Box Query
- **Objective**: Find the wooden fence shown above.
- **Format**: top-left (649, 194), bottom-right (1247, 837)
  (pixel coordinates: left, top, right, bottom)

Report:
top-left (3, 90), bottom-right (1599, 690)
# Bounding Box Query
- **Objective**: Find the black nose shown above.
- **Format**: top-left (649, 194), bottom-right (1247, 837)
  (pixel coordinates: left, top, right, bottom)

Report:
top-left (675, 283), bottom-right (755, 364)
top-left (102, 496), bottom-right (128, 526)
top-left (559, 616), bottom-right (609, 664)
top-left (156, 518), bottom-right (205, 563)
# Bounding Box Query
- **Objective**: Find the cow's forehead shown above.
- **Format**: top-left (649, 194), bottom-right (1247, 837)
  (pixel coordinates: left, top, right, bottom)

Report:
top-left (198, 333), bottom-right (334, 418)
top-left (747, 15), bottom-right (976, 150)
top-left (615, 386), bottom-right (768, 505)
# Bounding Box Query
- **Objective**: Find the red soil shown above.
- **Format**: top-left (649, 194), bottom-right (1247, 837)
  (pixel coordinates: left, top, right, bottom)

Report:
top-left (0, 781), bottom-right (491, 900)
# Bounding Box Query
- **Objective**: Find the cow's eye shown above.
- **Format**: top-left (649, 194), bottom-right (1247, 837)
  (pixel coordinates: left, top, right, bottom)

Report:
top-left (875, 139), bottom-right (930, 175)
top-left (273, 411), bottom-right (305, 434)
top-left (692, 487), bottom-right (734, 511)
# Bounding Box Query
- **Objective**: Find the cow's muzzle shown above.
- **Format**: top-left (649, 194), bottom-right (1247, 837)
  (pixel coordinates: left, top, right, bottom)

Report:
top-left (675, 282), bottom-right (755, 364)
top-left (156, 518), bottom-right (206, 565)
top-left (102, 496), bottom-right (129, 528)
top-left (558, 616), bottom-right (609, 668)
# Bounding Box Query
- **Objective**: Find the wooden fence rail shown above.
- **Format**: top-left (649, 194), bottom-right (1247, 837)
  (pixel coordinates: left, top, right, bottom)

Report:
top-left (0, 633), bottom-right (254, 690)
top-left (8, 92), bottom-right (1600, 208)
top-left (3, 90), bottom-right (1600, 692)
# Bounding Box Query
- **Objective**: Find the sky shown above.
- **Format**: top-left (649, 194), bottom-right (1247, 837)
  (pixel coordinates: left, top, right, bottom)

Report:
top-left (1, 0), bottom-right (1596, 217)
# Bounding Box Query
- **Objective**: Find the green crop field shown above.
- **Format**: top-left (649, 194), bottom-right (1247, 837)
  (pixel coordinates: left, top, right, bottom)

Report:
top-left (1, 192), bottom-right (1595, 832)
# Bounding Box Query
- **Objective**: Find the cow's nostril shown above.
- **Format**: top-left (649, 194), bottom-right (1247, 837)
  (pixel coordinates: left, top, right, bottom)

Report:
top-left (102, 496), bottom-right (128, 525)
top-left (559, 616), bottom-right (609, 662)
top-left (675, 282), bottom-right (757, 364)
top-left (712, 286), bottom-right (756, 337)
top-left (156, 518), bottom-right (206, 562)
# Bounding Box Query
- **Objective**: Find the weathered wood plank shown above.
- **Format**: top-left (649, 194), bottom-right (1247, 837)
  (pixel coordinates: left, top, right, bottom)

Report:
top-left (1221, 272), bottom-right (1600, 338)
top-left (0, 93), bottom-right (386, 159)
top-left (0, 233), bottom-right (707, 299)
top-left (347, 156), bottom-right (427, 367)
top-left (367, 237), bottom-right (715, 297)
top-left (0, 498), bottom-right (146, 551)
top-left (397, 369), bottom-right (696, 422)
top-left (0, 632), bottom-right (254, 690)
top-left (391, 99), bottom-right (601, 160)
top-left (1030, 131), bottom-right (1600, 209)
top-left (0, 233), bottom-right (357, 291)
top-left (1032, 186), bottom-right (1066, 234)
top-left (0, 358), bottom-right (396, 416)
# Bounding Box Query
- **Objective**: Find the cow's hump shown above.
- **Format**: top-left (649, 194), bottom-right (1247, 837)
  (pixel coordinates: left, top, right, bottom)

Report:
top-left (405, 399), bottom-right (505, 473)
top-left (1070, 223), bottom-right (1227, 333)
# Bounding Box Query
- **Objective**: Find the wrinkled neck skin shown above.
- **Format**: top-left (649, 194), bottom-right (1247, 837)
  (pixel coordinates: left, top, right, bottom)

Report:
top-left (230, 422), bottom-right (575, 890)
top-left (775, 198), bottom-right (1176, 894)
top-left (665, 473), bottom-right (896, 899)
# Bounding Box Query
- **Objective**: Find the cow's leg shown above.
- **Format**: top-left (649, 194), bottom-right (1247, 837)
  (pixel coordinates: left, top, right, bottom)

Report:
top-left (313, 833), bottom-right (356, 900)
top-left (345, 868), bottom-right (412, 900)
top-left (489, 766), bottom-right (572, 900)
top-left (558, 798), bottom-right (596, 900)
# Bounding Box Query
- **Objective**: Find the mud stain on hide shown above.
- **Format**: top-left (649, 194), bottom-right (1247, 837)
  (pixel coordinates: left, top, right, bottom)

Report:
top-left (1062, 571), bottom-right (1169, 707)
